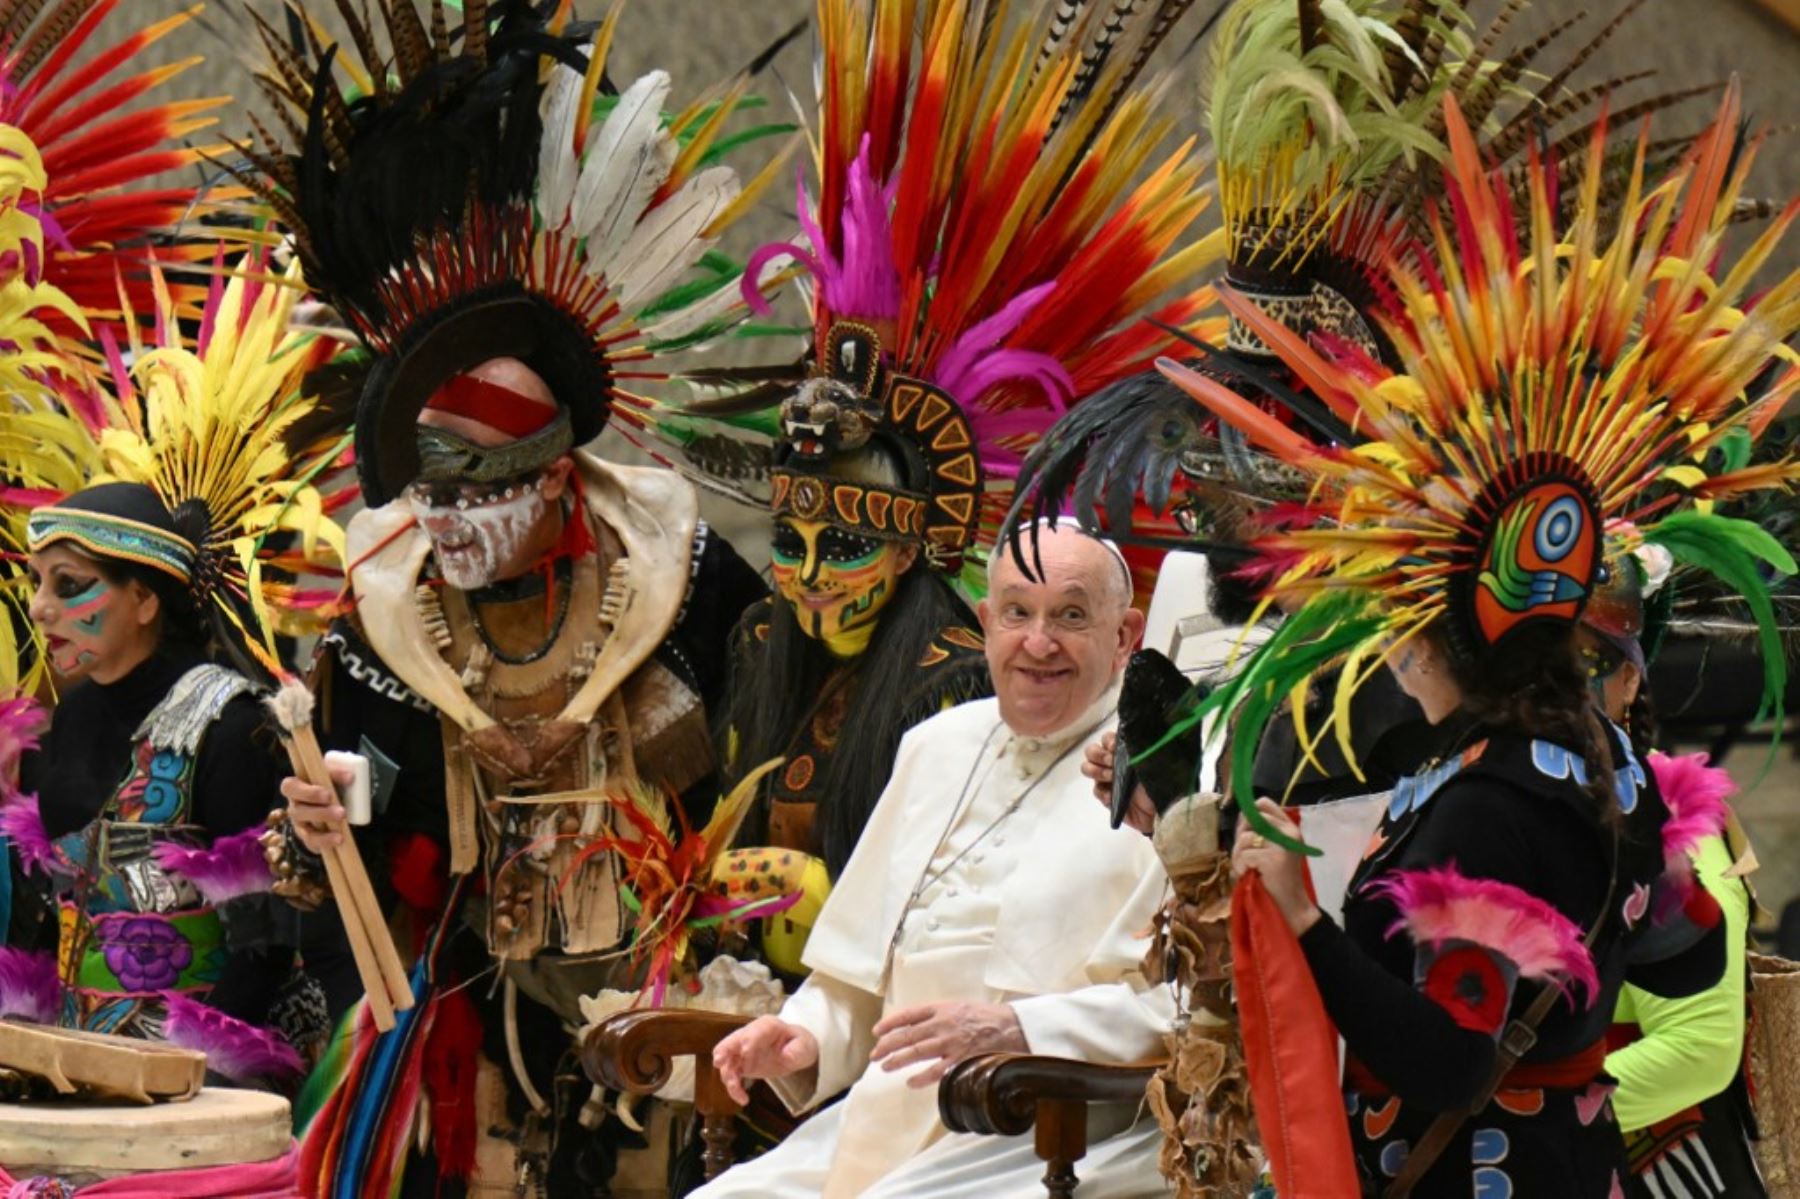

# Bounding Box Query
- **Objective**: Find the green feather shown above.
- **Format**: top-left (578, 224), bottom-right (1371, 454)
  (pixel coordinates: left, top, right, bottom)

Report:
top-left (699, 121), bottom-right (801, 166)
top-left (639, 276), bottom-right (733, 321)
top-left (1647, 512), bottom-right (1793, 729)
top-left (1137, 590), bottom-right (1383, 855)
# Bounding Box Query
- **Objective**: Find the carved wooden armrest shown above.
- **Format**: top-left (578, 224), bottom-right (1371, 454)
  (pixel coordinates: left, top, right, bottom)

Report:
top-left (939, 1053), bottom-right (1165, 1199)
top-left (580, 1008), bottom-right (753, 1095)
top-left (581, 1009), bottom-right (756, 1181)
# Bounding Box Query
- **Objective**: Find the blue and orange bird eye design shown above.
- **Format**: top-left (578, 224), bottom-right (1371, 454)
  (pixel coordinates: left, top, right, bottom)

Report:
top-left (1474, 481), bottom-right (1598, 648)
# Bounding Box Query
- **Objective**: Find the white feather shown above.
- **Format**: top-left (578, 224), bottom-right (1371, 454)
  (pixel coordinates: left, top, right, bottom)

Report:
top-left (613, 166), bottom-right (740, 311)
top-left (638, 269), bottom-right (749, 343)
top-left (574, 71), bottom-right (675, 276)
top-left (537, 58), bottom-right (588, 231)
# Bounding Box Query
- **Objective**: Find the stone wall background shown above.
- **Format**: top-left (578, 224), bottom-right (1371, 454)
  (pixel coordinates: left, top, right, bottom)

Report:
top-left (91, 2), bottom-right (1800, 930)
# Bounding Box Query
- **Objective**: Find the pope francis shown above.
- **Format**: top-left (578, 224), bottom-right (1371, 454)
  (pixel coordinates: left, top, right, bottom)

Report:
top-left (695, 521), bottom-right (1173, 1197)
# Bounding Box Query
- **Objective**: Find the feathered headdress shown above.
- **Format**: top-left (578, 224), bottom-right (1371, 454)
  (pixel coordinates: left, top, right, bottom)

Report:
top-left (706, 0), bottom-right (1222, 594)
top-left (0, 0), bottom-right (233, 334)
top-left (4, 253), bottom-right (349, 683)
top-left (227, 0), bottom-right (796, 506)
top-left (1157, 86), bottom-right (1800, 848)
top-left (1007, 0), bottom-right (1728, 553)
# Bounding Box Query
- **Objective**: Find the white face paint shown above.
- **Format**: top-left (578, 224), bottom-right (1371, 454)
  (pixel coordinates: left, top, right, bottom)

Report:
top-left (410, 487), bottom-right (550, 590)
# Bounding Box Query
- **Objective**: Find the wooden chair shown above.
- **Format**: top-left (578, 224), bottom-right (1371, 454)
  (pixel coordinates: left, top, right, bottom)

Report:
top-left (582, 1009), bottom-right (754, 1183)
top-left (938, 1052), bottom-right (1162, 1199)
top-left (581, 1010), bottom-right (1162, 1195)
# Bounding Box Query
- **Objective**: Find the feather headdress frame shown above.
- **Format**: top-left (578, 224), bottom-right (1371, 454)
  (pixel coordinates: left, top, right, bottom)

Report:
top-left (0, 119), bottom-right (98, 694)
top-left (226, 0), bottom-right (800, 506)
top-left (1004, 0), bottom-right (1736, 567)
top-left (723, 0), bottom-right (1223, 595)
top-left (1155, 86), bottom-right (1800, 850)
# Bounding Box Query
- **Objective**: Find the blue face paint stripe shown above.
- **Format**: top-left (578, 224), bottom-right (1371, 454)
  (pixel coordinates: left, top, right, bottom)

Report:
top-left (63, 579), bottom-right (107, 611)
top-left (67, 581), bottom-right (109, 635)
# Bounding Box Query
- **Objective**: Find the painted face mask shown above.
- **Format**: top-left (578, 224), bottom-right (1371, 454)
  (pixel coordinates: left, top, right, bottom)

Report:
top-left (407, 476), bottom-right (551, 590)
top-left (769, 518), bottom-right (906, 649)
top-left (28, 551), bottom-right (133, 681)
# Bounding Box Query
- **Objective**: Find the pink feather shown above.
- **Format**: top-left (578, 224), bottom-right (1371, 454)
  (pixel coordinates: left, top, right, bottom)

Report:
top-left (830, 139), bottom-right (901, 319)
top-left (0, 947), bottom-right (60, 1023)
top-left (0, 485), bottom-right (65, 510)
top-left (161, 990), bottom-right (303, 1085)
top-left (930, 280), bottom-right (1071, 406)
top-left (1372, 864), bottom-right (1600, 1004)
top-left (1647, 752), bottom-right (1734, 926)
top-left (0, 695), bottom-right (47, 798)
top-left (742, 238), bottom-right (827, 317)
top-left (0, 794), bottom-right (56, 875)
top-left (151, 828), bottom-right (274, 904)
top-left (1649, 752), bottom-right (1733, 861)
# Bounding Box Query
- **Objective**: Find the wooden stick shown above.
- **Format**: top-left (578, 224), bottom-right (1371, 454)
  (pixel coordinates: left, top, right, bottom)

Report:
top-left (312, 824), bottom-right (396, 1032)
top-left (268, 681), bottom-right (413, 1027)
top-left (288, 721), bottom-right (414, 1012)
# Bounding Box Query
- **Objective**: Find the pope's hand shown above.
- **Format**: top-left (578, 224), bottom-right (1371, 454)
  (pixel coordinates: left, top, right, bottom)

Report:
top-left (712, 1015), bottom-right (820, 1106)
top-left (278, 760), bottom-right (357, 852)
top-left (869, 1000), bottom-right (1027, 1089)
top-left (1230, 797), bottom-right (1321, 936)
top-left (1080, 732), bottom-right (1156, 836)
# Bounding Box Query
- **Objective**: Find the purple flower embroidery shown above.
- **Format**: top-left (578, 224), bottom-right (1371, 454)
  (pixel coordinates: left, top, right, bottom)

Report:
top-left (102, 917), bottom-right (192, 991)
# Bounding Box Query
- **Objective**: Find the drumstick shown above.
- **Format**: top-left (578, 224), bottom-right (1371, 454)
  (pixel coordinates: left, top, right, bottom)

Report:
top-left (268, 680), bottom-right (414, 1026)
top-left (286, 715), bottom-right (414, 1011)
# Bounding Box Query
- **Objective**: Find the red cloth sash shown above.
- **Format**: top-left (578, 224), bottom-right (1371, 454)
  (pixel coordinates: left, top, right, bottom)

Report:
top-left (1232, 873), bottom-right (1361, 1197)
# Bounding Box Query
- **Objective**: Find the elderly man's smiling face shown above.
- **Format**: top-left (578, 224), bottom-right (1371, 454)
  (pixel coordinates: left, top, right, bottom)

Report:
top-left (979, 526), bottom-right (1143, 738)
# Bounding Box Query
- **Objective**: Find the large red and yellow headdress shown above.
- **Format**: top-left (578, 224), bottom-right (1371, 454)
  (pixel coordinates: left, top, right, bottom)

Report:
top-left (1161, 86), bottom-right (1800, 843)
top-left (728, 0), bottom-right (1222, 593)
top-left (1006, 0), bottom-right (1730, 554)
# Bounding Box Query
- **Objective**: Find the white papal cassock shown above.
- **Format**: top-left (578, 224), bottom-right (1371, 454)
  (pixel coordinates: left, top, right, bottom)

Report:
top-left (694, 685), bottom-right (1174, 1198)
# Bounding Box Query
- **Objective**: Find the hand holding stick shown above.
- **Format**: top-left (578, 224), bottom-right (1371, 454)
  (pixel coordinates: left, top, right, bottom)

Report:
top-left (268, 679), bottom-right (413, 1029)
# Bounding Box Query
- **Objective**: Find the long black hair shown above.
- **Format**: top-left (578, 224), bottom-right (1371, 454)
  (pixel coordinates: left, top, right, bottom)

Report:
top-left (1438, 621), bottom-right (1620, 817)
top-left (723, 445), bottom-right (989, 878)
top-left (726, 569), bottom-right (981, 876)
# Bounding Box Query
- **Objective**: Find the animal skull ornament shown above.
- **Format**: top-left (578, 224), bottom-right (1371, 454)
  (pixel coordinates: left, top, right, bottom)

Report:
top-left (779, 374), bottom-right (883, 461)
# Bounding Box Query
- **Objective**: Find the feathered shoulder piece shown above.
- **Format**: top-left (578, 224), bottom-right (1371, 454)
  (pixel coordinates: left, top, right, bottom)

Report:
top-left (1, 0), bottom-right (234, 335)
top-left (1158, 86), bottom-right (1800, 851)
top-left (227, 0), bottom-right (796, 506)
top-left (724, 0), bottom-right (1221, 594)
top-left (1369, 864), bottom-right (1599, 1007)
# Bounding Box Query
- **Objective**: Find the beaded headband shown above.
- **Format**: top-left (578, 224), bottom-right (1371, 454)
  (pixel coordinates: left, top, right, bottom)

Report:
top-left (27, 509), bottom-right (196, 584)
top-left (771, 322), bottom-right (981, 572)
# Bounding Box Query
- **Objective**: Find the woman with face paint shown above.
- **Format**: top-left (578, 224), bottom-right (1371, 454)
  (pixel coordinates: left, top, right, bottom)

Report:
top-left (1181, 89), bottom-right (1799, 1195)
top-left (4, 483), bottom-right (314, 1092)
top-left (0, 261), bottom-right (348, 1099)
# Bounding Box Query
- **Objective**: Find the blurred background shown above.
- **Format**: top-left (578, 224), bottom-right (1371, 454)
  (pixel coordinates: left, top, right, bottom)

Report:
top-left (97, 0), bottom-right (1800, 937)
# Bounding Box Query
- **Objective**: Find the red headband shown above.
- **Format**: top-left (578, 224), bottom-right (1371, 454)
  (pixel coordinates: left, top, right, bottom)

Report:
top-left (425, 374), bottom-right (558, 440)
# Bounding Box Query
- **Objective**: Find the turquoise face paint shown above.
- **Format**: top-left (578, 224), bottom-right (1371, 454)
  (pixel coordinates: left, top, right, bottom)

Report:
top-left (45, 576), bottom-right (115, 675)
top-left (65, 580), bottom-right (108, 635)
